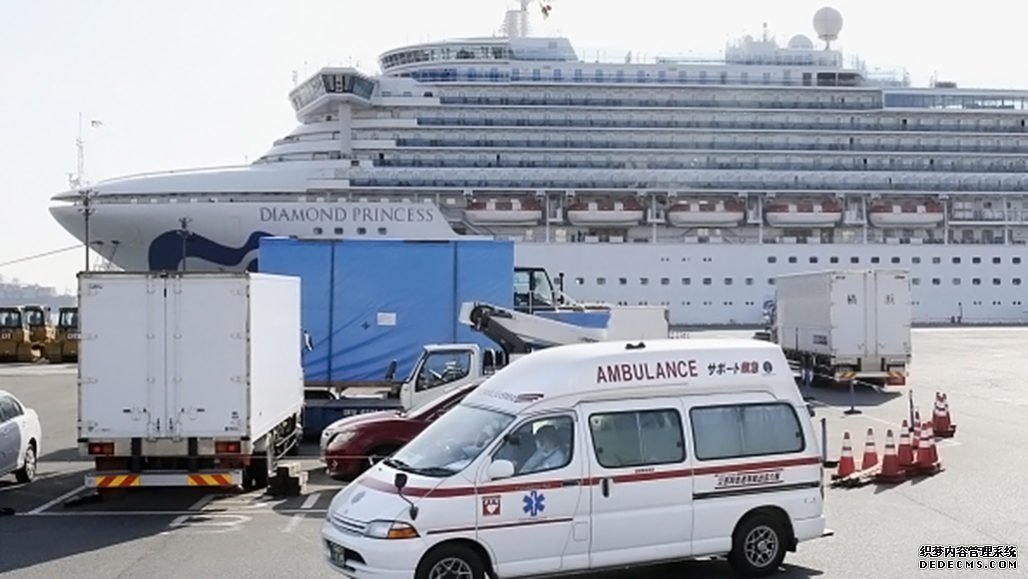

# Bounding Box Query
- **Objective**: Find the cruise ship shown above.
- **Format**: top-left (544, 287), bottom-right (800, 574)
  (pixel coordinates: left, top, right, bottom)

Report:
top-left (49, 3), bottom-right (1028, 327)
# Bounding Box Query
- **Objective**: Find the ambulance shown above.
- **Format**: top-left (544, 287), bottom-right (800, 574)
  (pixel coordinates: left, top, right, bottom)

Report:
top-left (321, 338), bottom-right (831, 578)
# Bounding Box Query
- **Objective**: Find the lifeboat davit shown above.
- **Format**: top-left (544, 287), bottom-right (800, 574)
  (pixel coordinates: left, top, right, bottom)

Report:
top-left (666, 198), bottom-right (746, 227)
top-left (869, 199), bottom-right (945, 227)
top-left (566, 198), bottom-right (644, 227)
top-left (765, 199), bottom-right (842, 227)
top-left (465, 198), bottom-right (543, 226)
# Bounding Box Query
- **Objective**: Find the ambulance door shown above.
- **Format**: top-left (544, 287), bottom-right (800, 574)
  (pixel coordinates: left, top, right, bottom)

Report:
top-left (580, 397), bottom-right (693, 568)
top-left (475, 411), bottom-right (588, 577)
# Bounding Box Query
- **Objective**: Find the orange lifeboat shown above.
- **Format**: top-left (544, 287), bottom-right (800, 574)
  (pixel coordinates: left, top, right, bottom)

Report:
top-left (868, 199), bottom-right (944, 227)
top-left (666, 198), bottom-right (746, 227)
top-left (566, 197), bottom-right (644, 227)
top-left (765, 198), bottom-right (842, 227)
top-left (464, 197), bottom-right (543, 226)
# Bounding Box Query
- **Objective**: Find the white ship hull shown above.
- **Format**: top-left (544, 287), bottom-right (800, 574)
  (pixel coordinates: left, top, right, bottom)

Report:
top-left (50, 198), bottom-right (1028, 327)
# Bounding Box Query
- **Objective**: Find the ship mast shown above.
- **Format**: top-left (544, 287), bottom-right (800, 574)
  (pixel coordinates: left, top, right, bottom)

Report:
top-left (499, 0), bottom-right (553, 38)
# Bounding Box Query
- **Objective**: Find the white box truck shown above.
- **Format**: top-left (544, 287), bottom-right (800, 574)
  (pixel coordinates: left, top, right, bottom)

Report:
top-left (770, 269), bottom-right (912, 387)
top-left (77, 271), bottom-right (304, 491)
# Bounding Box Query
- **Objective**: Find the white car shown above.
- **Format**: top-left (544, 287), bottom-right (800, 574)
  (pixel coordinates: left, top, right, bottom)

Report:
top-left (0, 390), bottom-right (40, 484)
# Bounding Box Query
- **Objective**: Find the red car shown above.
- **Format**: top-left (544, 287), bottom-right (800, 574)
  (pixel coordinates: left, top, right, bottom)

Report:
top-left (322, 382), bottom-right (479, 481)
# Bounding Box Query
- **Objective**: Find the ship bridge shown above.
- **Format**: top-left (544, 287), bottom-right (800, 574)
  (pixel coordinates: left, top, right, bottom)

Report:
top-left (378, 36), bottom-right (578, 76)
top-left (288, 68), bottom-right (377, 117)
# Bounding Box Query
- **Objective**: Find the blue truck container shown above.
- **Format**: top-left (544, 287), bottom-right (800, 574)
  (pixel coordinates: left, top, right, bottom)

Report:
top-left (258, 237), bottom-right (514, 385)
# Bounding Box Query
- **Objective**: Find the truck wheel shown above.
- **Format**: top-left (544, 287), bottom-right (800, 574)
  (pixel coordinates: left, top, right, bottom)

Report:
top-left (416, 544), bottom-right (487, 579)
top-left (728, 513), bottom-right (788, 577)
top-left (15, 441), bottom-right (37, 484)
top-left (244, 442), bottom-right (273, 491)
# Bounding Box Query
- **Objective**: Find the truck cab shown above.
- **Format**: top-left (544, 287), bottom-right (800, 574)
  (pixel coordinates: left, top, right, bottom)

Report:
top-left (400, 344), bottom-right (509, 411)
top-left (513, 267), bottom-right (565, 313)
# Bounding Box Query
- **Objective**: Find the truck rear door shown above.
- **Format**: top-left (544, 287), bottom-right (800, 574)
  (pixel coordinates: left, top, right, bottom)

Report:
top-left (871, 270), bottom-right (912, 360)
top-left (165, 275), bottom-right (249, 438)
top-left (79, 274), bottom-right (166, 439)
top-left (829, 272), bottom-right (868, 360)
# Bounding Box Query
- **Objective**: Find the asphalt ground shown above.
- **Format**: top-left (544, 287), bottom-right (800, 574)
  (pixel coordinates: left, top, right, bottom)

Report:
top-left (0, 327), bottom-right (1024, 578)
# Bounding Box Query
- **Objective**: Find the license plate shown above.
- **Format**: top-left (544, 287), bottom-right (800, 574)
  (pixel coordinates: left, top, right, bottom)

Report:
top-left (67, 332), bottom-right (80, 340)
top-left (0, 332), bottom-right (10, 340)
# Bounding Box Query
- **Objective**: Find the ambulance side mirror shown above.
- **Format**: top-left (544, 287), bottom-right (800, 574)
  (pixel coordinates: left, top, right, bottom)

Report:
top-left (487, 459), bottom-right (515, 481)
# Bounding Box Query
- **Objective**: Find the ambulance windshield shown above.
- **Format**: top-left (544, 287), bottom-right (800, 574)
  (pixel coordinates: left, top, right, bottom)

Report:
top-left (386, 404), bottom-right (515, 477)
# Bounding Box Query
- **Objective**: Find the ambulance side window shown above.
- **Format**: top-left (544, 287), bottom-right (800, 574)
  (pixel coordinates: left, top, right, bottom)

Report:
top-left (588, 409), bottom-right (685, 468)
top-left (689, 402), bottom-right (805, 461)
top-left (493, 415), bottom-right (574, 476)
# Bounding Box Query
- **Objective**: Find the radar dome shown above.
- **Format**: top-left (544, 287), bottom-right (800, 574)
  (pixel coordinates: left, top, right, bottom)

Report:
top-left (813, 6), bottom-right (843, 42)
top-left (787, 34), bottom-right (814, 49)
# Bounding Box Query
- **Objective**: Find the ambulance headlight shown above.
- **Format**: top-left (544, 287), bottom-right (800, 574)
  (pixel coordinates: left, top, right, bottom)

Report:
top-left (364, 520), bottom-right (419, 540)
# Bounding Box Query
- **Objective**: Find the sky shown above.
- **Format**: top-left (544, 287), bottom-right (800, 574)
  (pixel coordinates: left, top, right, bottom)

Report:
top-left (2, 0), bottom-right (1026, 293)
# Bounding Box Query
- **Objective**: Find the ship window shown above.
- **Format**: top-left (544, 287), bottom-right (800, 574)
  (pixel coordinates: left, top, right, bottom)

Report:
top-left (660, 277), bottom-right (670, 286)
top-left (767, 256), bottom-right (777, 263)
top-left (809, 257), bottom-right (818, 264)
top-left (788, 256), bottom-right (797, 264)
top-left (619, 277), bottom-right (628, 285)
top-left (850, 257), bottom-right (859, 264)
top-left (681, 278), bottom-right (691, 285)
top-left (334, 227), bottom-right (343, 235)
top-left (745, 277), bottom-right (754, 286)
top-left (703, 278), bottom-right (712, 286)
top-left (870, 257), bottom-right (880, 264)
top-left (724, 278), bottom-right (733, 286)
top-left (972, 278), bottom-right (981, 286)
top-left (912, 278), bottom-right (921, 286)
top-left (933, 257), bottom-right (941, 264)
top-left (378, 227), bottom-right (387, 235)
top-left (993, 257), bottom-right (1002, 264)
top-left (357, 227), bottom-right (367, 235)
top-left (932, 278), bottom-right (941, 285)
top-left (1014, 257), bottom-right (1022, 264)
top-left (891, 257), bottom-right (901, 264)
top-left (575, 277), bottom-right (585, 285)
top-left (597, 277), bottom-right (606, 285)
top-left (993, 278), bottom-right (1001, 286)
top-left (972, 257), bottom-right (981, 264)
top-left (952, 278), bottom-right (961, 286)
top-left (768, 278), bottom-right (776, 285)
top-left (952, 257), bottom-right (961, 264)
top-left (912, 257), bottom-right (922, 264)
top-left (640, 277), bottom-right (649, 285)
top-left (830, 257), bottom-right (839, 264)
top-left (1015, 278), bottom-right (1022, 286)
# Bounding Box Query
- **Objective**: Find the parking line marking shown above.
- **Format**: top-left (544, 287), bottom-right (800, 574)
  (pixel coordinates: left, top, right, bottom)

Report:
top-left (301, 493), bottom-right (320, 510)
top-left (25, 485), bottom-right (87, 515)
top-left (189, 495), bottom-right (214, 511)
top-left (17, 508), bottom-right (328, 517)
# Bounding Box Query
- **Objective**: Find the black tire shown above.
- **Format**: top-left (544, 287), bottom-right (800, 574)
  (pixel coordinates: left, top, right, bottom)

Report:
top-left (728, 513), bottom-right (789, 578)
top-left (415, 543), bottom-right (487, 579)
top-left (244, 441), bottom-right (273, 491)
top-left (15, 441), bottom-right (37, 484)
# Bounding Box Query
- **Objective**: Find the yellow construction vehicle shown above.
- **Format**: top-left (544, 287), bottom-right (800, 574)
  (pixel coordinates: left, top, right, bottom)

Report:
top-left (46, 306), bottom-right (79, 363)
top-left (0, 306), bottom-right (44, 362)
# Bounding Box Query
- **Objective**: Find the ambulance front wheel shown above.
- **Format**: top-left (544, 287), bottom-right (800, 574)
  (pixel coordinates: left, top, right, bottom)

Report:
top-left (728, 512), bottom-right (788, 577)
top-left (416, 543), bottom-right (488, 579)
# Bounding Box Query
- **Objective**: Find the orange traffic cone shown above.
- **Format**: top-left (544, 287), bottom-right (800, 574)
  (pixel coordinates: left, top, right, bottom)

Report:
top-left (875, 429), bottom-right (906, 483)
top-left (916, 420), bottom-right (942, 474)
top-left (897, 419), bottom-right (915, 469)
top-left (935, 393), bottom-right (957, 438)
top-left (832, 432), bottom-right (855, 480)
top-left (860, 428), bottom-right (878, 470)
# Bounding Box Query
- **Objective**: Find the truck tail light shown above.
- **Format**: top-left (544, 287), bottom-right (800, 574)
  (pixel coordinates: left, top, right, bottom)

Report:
top-left (88, 443), bottom-right (115, 456)
top-left (215, 441), bottom-right (242, 454)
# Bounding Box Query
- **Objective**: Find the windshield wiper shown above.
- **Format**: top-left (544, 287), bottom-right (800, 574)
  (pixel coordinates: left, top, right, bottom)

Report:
top-left (407, 466), bottom-right (456, 477)
top-left (383, 458), bottom-right (413, 472)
